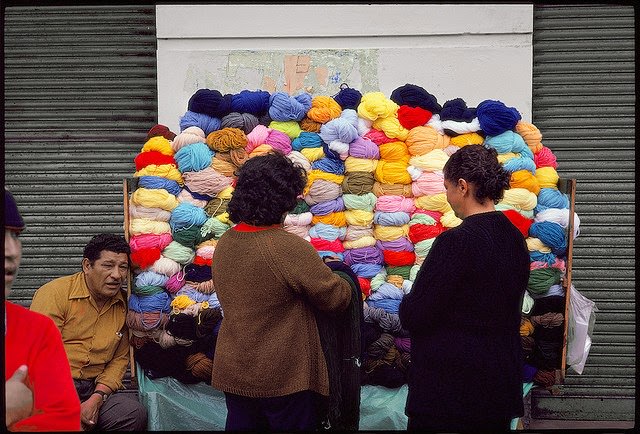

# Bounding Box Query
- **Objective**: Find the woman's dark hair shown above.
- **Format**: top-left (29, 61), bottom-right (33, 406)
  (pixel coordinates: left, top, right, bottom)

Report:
top-left (83, 233), bottom-right (131, 263)
top-left (227, 152), bottom-right (307, 225)
top-left (443, 144), bottom-right (510, 204)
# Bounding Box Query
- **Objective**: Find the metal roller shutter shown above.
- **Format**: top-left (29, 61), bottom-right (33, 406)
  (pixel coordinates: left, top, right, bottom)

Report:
top-left (4, 5), bottom-right (158, 306)
top-left (531, 4), bottom-right (635, 420)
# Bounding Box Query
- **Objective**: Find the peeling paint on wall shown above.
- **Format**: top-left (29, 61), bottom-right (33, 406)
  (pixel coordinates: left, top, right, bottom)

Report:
top-left (181, 49), bottom-right (379, 96)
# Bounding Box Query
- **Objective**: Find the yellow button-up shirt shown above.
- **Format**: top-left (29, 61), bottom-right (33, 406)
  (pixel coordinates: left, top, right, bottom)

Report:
top-left (30, 272), bottom-right (129, 392)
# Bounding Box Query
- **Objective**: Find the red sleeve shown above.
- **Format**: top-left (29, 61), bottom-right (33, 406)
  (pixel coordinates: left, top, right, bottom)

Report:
top-left (9, 309), bottom-right (82, 432)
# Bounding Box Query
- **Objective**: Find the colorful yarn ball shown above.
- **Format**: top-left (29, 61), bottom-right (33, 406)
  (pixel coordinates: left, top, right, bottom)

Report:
top-left (268, 91), bottom-right (312, 122)
top-left (230, 89), bottom-right (271, 115)
top-left (147, 124), bottom-right (176, 141)
top-left (188, 88), bottom-right (233, 118)
top-left (476, 99), bottom-right (522, 136)
top-left (390, 83), bottom-right (442, 113)
top-left (333, 85), bottom-right (362, 110)
top-left (397, 105), bottom-right (432, 130)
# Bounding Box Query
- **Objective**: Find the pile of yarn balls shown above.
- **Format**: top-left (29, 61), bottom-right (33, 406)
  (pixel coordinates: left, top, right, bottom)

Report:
top-left (127, 83), bottom-right (581, 389)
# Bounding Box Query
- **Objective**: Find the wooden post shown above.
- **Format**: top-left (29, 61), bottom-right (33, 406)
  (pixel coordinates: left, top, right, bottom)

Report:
top-left (558, 178), bottom-right (577, 383)
top-left (122, 178), bottom-right (136, 388)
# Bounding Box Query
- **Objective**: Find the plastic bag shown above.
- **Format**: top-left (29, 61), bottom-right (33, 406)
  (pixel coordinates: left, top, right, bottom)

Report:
top-left (566, 284), bottom-right (597, 374)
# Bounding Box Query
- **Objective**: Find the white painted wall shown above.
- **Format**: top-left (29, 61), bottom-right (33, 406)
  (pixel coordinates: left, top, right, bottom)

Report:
top-left (156, 4), bottom-right (533, 134)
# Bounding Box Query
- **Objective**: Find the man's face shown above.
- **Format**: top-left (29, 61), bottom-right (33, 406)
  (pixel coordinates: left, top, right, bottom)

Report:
top-left (4, 229), bottom-right (22, 295)
top-left (82, 250), bottom-right (129, 304)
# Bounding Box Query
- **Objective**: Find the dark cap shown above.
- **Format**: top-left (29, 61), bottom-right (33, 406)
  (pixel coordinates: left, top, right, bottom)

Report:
top-left (4, 189), bottom-right (25, 232)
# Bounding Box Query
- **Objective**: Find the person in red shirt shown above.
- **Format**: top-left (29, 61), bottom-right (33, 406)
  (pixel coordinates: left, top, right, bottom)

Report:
top-left (4, 189), bottom-right (82, 431)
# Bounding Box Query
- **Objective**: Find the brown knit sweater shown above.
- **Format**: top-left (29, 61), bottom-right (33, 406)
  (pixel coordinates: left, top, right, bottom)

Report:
top-left (211, 226), bottom-right (352, 398)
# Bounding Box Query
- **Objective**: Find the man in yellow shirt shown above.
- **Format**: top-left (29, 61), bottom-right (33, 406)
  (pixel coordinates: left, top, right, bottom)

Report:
top-left (31, 233), bottom-right (147, 431)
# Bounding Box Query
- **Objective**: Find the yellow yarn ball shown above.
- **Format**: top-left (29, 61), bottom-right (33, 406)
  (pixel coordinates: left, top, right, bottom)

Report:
top-left (378, 141), bottom-right (410, 162)
top-left (510, 170), bottom-right (541, 195)
top-left (408, 149), bottom-right (449, 172)
top-left (449, 132), bottom-right (484, 148)
top-left (501, 188), bottom-right (538, 211)
top-left (344, 209), bottom-right (375, 227)
top-left (142, 136), bottom-right (174, 156)
top-left (372, 116), bottom-right (410, 141)
top-left (344, 156), bottom-right (378, 173)
top-left (535, 166), bottom-right (559, 189)
top-left (414, 193), bottom-right (452, 213)
top-left (357, 92), bottom-right (399, 121)
top-left (374, 160), bottom-right (412, 185)
top-left (300, 147), bottom-right (325, 162)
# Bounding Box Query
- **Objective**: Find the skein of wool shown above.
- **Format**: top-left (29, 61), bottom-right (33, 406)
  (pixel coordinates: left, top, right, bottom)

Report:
top-left (188, 88), bottom-right (233, 118)
top-left (137, 176), bottom-right (182, 196)
top-left (134, 151), bottom-right (176, 171)
top-left (142, 136), bottom-right (174, 156)
top-left (535, 166), bottom-right (560, 189)
top-left (221, 112), bottom-right (259, 134)
top-left (174, 142), bottom-right (215, 173)
top-left (147, 124), bottom-right (176, 141)
top-left (172, 126), bottom-right (206, 153)
top-left (357, 92), bottom-right (399, 121)
top-left (299, 116), bottom-right (323, 133)
top-left (405, 125), bottom-right (449, 155)
top-left (476, 99), bottom-right (522, 136)
top-left (389, 83), bottom-right (442, 113)
top-left (269, 120), bottom-right (302, 140)
top-left (183, 167), bottom-right (233, 197)
top-left (206, 127), bottom-right (248, 152)
top-left (529, 221), bottom-right (567, 256)
top-left (515, 121), bottom-right (543, 154)
top-left (268, 91), bottom-right (312, 121)
top-left (307, 95), bottom-right (343, 123)
top-left (179, 110), bottom-right (222, 135)
top-left (333, 85), bottom-right (362, 110)
top-left (230, 89), bottom-right (271, 115)
top-left (131, 188), bottom-right (179, 211)
top-left (534, 208), bottom-right (580, 239)
top-left (397, 105), bottom-right (432, 130)
top-left (129, 203), bottom-right (172, 222)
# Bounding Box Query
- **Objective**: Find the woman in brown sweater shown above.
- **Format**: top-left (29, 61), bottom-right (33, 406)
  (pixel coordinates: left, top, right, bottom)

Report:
top-left (211, 152), bottom-right (355, 431)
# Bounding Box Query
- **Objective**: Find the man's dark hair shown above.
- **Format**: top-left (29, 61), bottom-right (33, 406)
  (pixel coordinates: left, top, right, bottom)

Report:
top-left (443, 144), bottom-right (511, 204)
top-left (83, 233), bottom-right (131, 263)
top-left (228, 152), bottom-right (307, 226)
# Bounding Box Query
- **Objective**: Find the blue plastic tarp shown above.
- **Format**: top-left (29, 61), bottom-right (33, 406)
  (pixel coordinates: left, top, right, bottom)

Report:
top-left (136, 364), bottom-right (532, 431)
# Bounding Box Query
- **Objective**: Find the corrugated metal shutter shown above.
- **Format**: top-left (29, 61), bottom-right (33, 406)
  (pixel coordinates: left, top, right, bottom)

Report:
top-left (531, 4), bottom-right (635, 420)
top-left (4, 5), bottom-right (158, 306)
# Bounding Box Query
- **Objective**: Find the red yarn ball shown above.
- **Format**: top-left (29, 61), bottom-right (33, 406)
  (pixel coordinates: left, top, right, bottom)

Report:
top-left (382, 250), bottom-right (416, 267)
top-left (397, 105), bottom-right (432, 130)
top-left (130, 247), bottom-right (162, 269)
top-left (501, 209), bottom-right (533, 238)
top-left (408, 222), bottom-right (445, 244)
top-left (358, 277), bottom-right (371, 297)
top-left (134, 151), bottom-right (177, 171)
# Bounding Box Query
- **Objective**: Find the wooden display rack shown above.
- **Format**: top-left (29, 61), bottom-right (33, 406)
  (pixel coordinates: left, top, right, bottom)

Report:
top-left (557, 177), bottom-right (577, 383)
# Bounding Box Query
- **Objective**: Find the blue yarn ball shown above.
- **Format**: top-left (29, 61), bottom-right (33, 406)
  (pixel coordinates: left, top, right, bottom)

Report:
top-left (292, 131), bottom-right (323, 151)
top-left (476, 99), bottom-right (522, 136)
top-left (179, 110), bottom-right (222, 135)
top-left (137, 176), bottom-right (182, 196)
top-left (230, 89), bottom-right (271, 115)
top-left (390, 83), bottom-right (442, 113)
top-left (440, 98), bottom-right (476, 122)
top-left (312, 157), bottom-right (345, 175)
top-left (268, 91), bottom-right (312, 121)
top-left (188, 88), bottom-right (233, 118)
top-left (333, 86), bottom-right (362, 110)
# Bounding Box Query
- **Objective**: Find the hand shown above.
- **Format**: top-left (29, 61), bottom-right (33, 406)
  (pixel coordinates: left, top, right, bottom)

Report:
top-left (80, 394), bottom-right (102, 431)
top-left (5, 365), bottom-right (33, 428)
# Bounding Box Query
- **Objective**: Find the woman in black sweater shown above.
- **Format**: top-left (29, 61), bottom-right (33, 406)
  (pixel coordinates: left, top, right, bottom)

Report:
top-left (399, 144), bottom-right (530, 432)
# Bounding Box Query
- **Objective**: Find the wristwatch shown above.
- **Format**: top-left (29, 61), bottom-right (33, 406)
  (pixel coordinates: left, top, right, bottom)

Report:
top-left (92, 390), bottom-right (109, 403)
